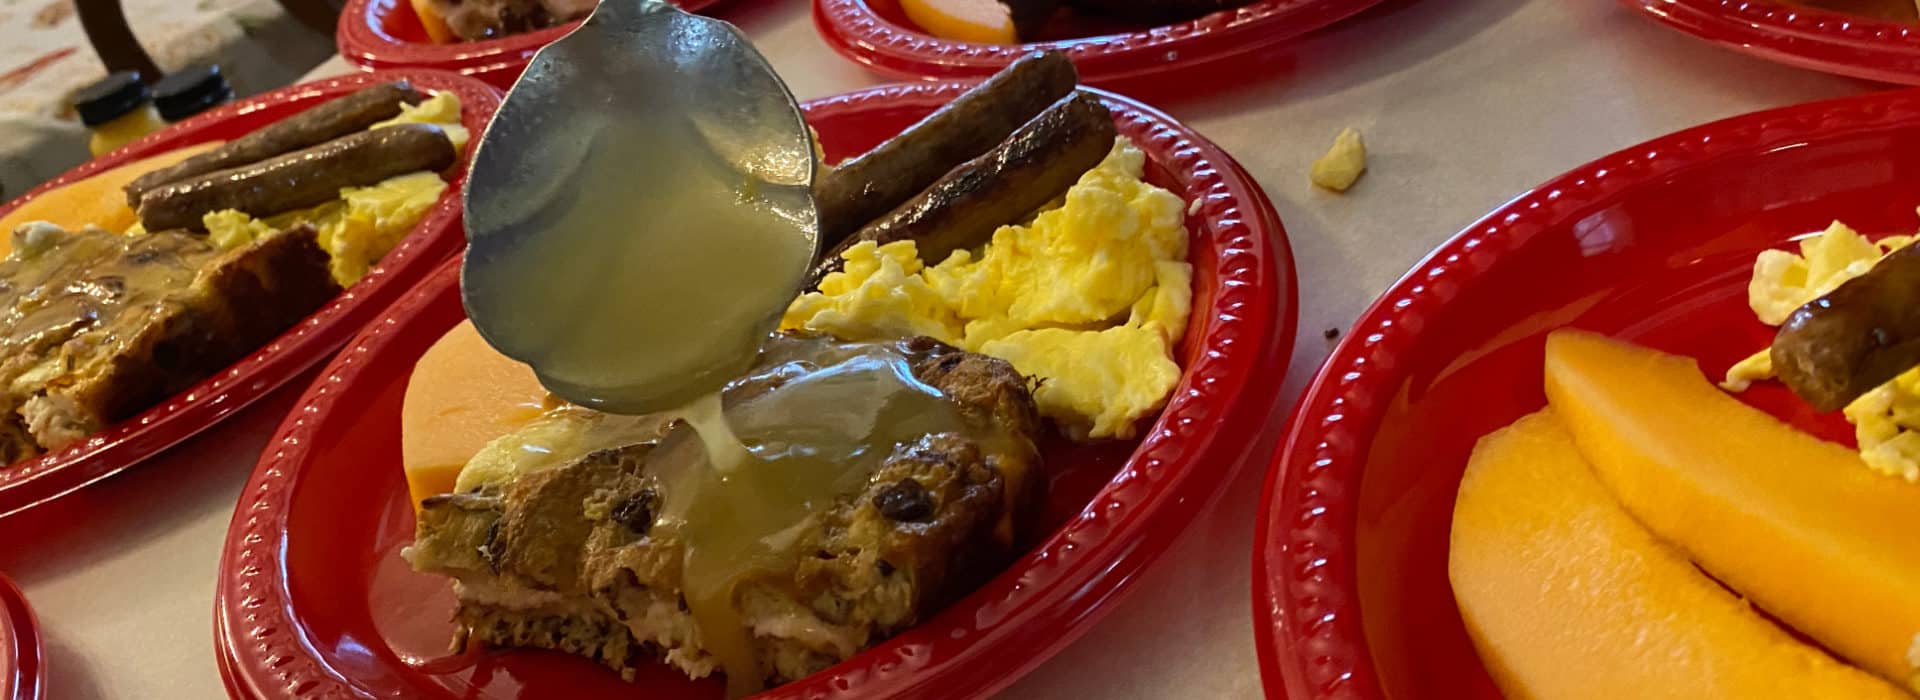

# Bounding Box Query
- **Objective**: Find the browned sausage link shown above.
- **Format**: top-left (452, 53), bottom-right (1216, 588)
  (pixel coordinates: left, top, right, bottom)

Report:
top-left (136, 124), bottom-right (456, 233)
top-left (1772, 241), bottom-right (1920, 411)
top-left (813, 51), bottom-right (1076, 248)
top-left (807, 91), bottom-right (1115, 288)
top-left (124, 81), bottom-right (428, 207)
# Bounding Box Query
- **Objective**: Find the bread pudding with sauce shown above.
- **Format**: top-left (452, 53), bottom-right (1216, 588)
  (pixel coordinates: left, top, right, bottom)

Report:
top-left (405, 333), bottom-right (1042, 695)
top-left (0, 223), bottom-right (336, 460)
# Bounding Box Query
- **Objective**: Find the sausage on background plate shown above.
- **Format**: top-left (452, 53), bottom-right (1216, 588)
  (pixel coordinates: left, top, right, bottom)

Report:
top-left (808, 91), bottom-right (1116, 287)
top-left (124, 81), bottom-right (427, 207)
top-left (136, 124), bottom-right (456, 233)
top-left (814, 51), bottom-right (1077, 247)
top-left (1773, 241), bottom-right (1920, 411)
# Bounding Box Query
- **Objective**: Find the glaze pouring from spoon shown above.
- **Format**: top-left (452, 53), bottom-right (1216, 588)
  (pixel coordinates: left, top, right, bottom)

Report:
top-left (459, 0), bottom-right (819, 417)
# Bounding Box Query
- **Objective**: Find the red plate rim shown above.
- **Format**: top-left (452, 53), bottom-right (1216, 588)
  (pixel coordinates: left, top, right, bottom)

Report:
top-left (215, 81), bottom-right (1298, 700)
top-left (337, 0), bottom-right (723, 77)
top-left (811, 0), bottom-right (1384, 83)
top-left (1249, 86), bottom-right (1920, 699)
top-left (0, 69), bottom-right (502, 519)
top-left (0, 573), bottom-right (40, 700)
top-left (1620, 0), bottom-right (1920, 85)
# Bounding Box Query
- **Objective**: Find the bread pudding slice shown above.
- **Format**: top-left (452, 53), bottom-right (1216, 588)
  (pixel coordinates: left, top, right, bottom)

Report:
top-left (407, 334), bottom-right (1042, 695)
top-left (0, 222), bottom-right (337, 455)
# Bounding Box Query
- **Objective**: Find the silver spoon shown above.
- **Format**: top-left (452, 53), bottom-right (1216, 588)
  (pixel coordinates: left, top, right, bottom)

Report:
top-left (459, 0), bottom-right (819, 416)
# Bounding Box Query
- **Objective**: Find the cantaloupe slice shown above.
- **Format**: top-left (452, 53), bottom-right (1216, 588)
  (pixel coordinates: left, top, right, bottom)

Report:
top-left (408, 0), bottom-right (456, 44)
top-left (1544, 329), bottom-right (1920, 690)
top-left (900, 0), bottom-right (1017, 44)
top-left (1450, 410), bottom-right (1906, 699)
top-left (0, 140), bottom-right (225, 251)
top-left (401, 320), bottom-right (551, 507)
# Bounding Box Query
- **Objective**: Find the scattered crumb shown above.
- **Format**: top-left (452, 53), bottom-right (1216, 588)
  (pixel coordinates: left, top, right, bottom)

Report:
top-left (1187, 196), bottom-right (1202, 217)
top-left (1311, 127), bottom-right (1367, 193)
top-left (1323, 327), bottom-right (1340, 341)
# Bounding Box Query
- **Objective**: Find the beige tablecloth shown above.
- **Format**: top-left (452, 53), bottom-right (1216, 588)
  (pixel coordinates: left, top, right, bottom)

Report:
top-left (0, 0), bottom-right (334, 196)
top-left (0, 0), bottom-right (1879, 697)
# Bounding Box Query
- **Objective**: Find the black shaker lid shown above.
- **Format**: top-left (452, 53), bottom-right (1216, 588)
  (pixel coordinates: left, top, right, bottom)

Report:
top-left (74, 71), bottom-right (150, 127)
top-left (153, 65), bottom-right (234, 122)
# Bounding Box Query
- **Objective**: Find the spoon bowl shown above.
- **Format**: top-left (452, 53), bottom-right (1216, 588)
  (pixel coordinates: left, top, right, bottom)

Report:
top-left (461, 0), bottom-right (819, 415)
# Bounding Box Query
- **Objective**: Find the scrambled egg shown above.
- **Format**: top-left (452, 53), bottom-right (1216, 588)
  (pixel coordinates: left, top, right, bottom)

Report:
top-left (375, 91), bottom-right (470, 154)
top-left (785, 241), bottom-right (962, 343)
top-left (204, 171), bottom-right (448, 286)
top-left (196, 92), bottom-right (466, 286)
top-left (1310, 127), bottom-right (1366, 192)
top-left (1721, 219), bottom-right (1920, 481)
top-left (1719, 349), bottom-right (1772, 393)
top-left (1847, 370), bottom-right (1920, 482)
top-left (1749, 221), bottom-right (1907, 325)
top-left (784, 137), bottom-right (1192, 440)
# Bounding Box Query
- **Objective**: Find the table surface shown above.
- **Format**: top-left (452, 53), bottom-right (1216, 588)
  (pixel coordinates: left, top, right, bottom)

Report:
top-left (0, 0), bottom-right (1883, 697)
top-left (0, 0), bottom-right (334, 199)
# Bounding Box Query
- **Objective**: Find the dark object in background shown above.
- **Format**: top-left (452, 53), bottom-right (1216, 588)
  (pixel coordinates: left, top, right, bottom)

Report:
top-left (1066, 0), bottom-right (1253, 24)
top-left (153, 65), bottom-right (235, 123)
top-left (72, 71), bottom-right (149, 127)
top-left (1003, 0), bottom-right (1063, 40)
top-left (75, 0), bottom-right (343, 79)
top-left (74, 70), bottom-right (164, 156)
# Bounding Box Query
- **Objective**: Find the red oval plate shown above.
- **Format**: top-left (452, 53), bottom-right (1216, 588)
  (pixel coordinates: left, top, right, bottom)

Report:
top-left (0, 574), bottom-right (40, 700)
top-left (215, 82), bottom-right (1296, 700)
top-left (1621, 0), bottom-right (1920, 85)
top-left (813, 0), bottom-right (1383, 85)
top-left (338, 0), bottom-right (723, 89)
top-left (1252, 88), bottom-right (1920, 698)
top-left (0, 70), bottom-right (501, 519)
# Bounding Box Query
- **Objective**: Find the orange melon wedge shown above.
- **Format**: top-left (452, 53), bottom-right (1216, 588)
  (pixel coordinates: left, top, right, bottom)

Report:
top-left (401, 320), bottom-right (551, 507)
top-left (1450, 410), bottom-right (1905, 699)
top-left (409, 0), bottom-right (457, 44)
top-left (900, 0), bottom-right (1017, 44)
top-left (1544, 330), bottom-right (1920, 690)
top-left (0, 140), bottom-right (225, 251)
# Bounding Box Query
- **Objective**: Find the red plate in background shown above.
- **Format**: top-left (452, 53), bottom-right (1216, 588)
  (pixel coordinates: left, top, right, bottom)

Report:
top-left (215, 82), bottom-right (1297, 699)
top-left (338, 0), bottom-right (723, 89)
top-left (1252, 87), bottom-right (1920, 698)
top-left (813, 0), bottom-right (1382, 85)
top-left (0, 70), bottom-right (501, 519)
top-left (1621, 0), bottom-right (1920, 85)
top-left (0, 573), bottom-right (40, 700)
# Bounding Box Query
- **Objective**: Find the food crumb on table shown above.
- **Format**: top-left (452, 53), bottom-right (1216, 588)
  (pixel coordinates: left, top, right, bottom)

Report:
top-left (1310, 127), bottom-right (1366, 192)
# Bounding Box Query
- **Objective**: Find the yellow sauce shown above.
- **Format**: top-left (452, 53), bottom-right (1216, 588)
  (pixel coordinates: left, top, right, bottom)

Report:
top-left (647, 337), bottom-right (996, 697)
top-left (449, 335), bottom-right (1020, 697)
top-left (452, 405), bottom-right (668, 495)
top-left (677, 391), bottom-right (751, 476)
top-left (87, 106), bottom-right (165, 157)
top-left (1, 227), bottom-right (213, 368)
